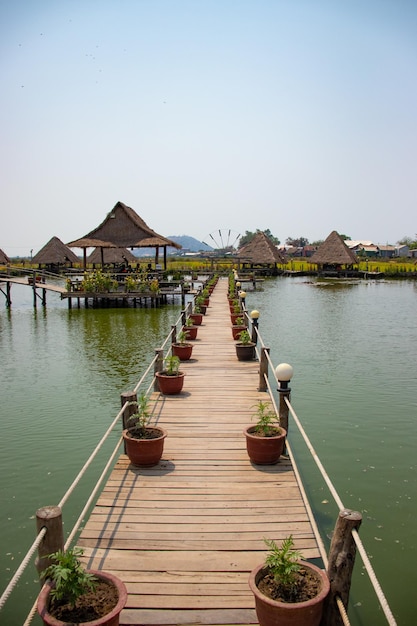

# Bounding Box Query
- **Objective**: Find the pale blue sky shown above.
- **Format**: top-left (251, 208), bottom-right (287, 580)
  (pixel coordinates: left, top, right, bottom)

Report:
top-left (1, 0), bottom-right (416, 256)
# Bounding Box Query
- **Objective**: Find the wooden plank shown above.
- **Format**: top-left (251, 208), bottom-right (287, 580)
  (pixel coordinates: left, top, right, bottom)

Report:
top-left (77, 279), bottom-right (321, 626)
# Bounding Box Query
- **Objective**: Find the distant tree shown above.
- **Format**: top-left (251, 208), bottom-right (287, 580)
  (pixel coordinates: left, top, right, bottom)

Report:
top-left (285, 236), bottom-right (309, 248)
top-left (311, 239), bottom-right (324, 247)
top-left (339, 234), bottom-right (351, 241)
top-left (397, 235), bottom-right (417, 248)
top-left (238, 229), bottom-right (280, 248)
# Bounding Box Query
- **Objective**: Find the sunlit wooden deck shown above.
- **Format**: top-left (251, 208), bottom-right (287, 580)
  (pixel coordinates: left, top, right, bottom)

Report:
top-left (78, 278), bottom-right (320, 625)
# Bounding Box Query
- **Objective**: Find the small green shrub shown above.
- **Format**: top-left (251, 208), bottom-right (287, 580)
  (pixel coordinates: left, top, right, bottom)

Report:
top-left (42, 548), bottom-right (97, 608)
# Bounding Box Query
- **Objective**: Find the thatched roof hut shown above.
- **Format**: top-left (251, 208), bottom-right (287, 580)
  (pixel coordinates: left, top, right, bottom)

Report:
top-left (32, 237), bottom-right (80, 267)
top-left (67, 201), bottom-right (181, 268)
top-left (87, 247), bottom-right (137, 266)
top-left (237, 231), bottom-right (286, 273)
top-left (310, 231), bottom-right (358, 269)
top-left (0, 248), bottom-right (10, 264)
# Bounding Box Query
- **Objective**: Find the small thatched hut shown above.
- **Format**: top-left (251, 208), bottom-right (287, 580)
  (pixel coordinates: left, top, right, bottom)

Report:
top-left (237, 231), bottom-right (286, 274)
top-left (310, 231), bottom-right (358, 272)
top-left (32, 237), bottom-right (80, 269)
top-left (87, 247), bottom-right (137, 267)
top-left (0, 248), bottom-right (10, 264)
top-left (67, 201), bottom-right (181, 269)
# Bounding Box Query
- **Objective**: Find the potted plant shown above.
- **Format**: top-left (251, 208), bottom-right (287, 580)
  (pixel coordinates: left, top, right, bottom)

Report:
top-left (122, 394), bottom-right (167, 466)
top-left (37, 547), bottom-right (127, 625)
top-left (195, 295), bottom-right (207, 315)
top-left (235, 329), bottom-right (256, 361)
top-left (172, 330), bottom-right (193, 361)
top-left (155, 355), bottom-right (185, 394)
top-left (183, 317), bottom-right (198, 340)
top-left (189, 305), bottom-right (203, 326)
top-left (244, 401), bottom-right (287, 464)
top-left (232, 316), bottom-right (246, 340)
top-left (248, 536), bottom-right (330, 626)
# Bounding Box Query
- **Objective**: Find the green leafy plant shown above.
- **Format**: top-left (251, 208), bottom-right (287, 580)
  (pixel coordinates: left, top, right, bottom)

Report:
top-left (234, 316), bottom-right (245, 326)
top-left (164, 355), bottom-right (181, 376)
top-left (176, 330), bottom-right (189, 345)
top-left (126, 393), bottom-right (151, 437)
top-left (185, 317), bottom-right (194, 327)
top-left (252, 401), bottom-right (281, 437)
top-left (237, 329), bottom-right (252, 344)
top-left (41, 548), bottom-right (97, 608)
top-left (125, 275), bottom-right (137, 291)
top-left (264, 535), bottom-right (302, 590)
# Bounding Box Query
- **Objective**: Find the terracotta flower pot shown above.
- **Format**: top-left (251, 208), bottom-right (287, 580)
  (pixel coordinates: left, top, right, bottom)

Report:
top-left (232, 324), bottom-right (246, 340)
top-left (249, 562), bottom-right (330, 626)
top-left (235, 342), bottom-right (256, 361)
top-left (189, 313), bottom-right (203, 325)
top-left (123, 427), bottom-right (167, 467)
top-left (172, 342), bottom-right (193, 361)
top-left (182, 325), bottom-right (198, 340)
top-left (156, 371), bottom-right (185, 394)
top-left (37, 570), bottom-right (127, 626)
top-left (244, 426), bottom-right (287, 464)
top-left (230, 312), bottom-right (244, 325)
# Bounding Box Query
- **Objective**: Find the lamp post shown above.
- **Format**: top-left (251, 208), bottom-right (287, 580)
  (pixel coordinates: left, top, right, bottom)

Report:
top-left (239, 290), bottom-right (246, 308)
top-left (275, 363), bottom-right (294, 439)
top-left (235, 281), bottom-right (241, 297)
top-left (250, 309), bottom-right (260, 344)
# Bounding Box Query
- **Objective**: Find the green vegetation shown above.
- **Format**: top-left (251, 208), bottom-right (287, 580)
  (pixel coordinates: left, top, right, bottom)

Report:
top-left (252, 401), bottom-right (281, 437)
top-left (264, 536), bottom-right (302, 589)
top-left (42, 548), bottom-right (97, 608)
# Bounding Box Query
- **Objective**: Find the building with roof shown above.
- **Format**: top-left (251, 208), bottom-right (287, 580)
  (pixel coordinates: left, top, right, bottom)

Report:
top-left (310, 231), bottom-right (358, 272)
top-left (67, 201), bottom-right (181, 268)
top-left (32, 237), bottom-right (80, 269)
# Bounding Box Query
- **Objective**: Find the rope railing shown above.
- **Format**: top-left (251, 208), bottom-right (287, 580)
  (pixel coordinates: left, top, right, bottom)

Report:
top-left (248, 313), bottom-right (397, 626)
top-left (0, 290), bottom-right (203, 619)
top-left (284, 395), bottom-right (397, 626)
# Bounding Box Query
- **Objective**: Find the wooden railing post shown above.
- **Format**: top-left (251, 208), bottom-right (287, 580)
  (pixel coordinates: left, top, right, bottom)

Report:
top-left (121, 390), bottom-right (138, 428)
top-left (322, 509), bottom-right (363, 626)
top-left (278, 385), bottom-right (291, 436)
top-left (154, 349), bottom-right (163, 391)
top-left (258, 347), bottom-right (269, 392)
top-left (171, 324), bottom-right (177, 345)
top-left (35, 506), bottom-right (64, 582)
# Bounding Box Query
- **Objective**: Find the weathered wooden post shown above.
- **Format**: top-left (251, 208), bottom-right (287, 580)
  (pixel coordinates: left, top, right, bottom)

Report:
top-left (250, 309), bottom-right (259, 345)
top-left (258, 347), bottom-right (270, 392)
top-left (35, 505), bottom-right (64, 582)
top-left (322, 509), bottom-right (362, 626)
top-left (121, 390), bottom-right (138, 452)
top-left (154, 349), bottom-right (164, 391)
top-left (275, 363), bottom-right (294, 438)
top-left (171, 324), bottom-right (177, 345)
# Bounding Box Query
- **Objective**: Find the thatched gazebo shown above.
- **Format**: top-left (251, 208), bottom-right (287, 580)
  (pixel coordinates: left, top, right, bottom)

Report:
top-left (237, 231), bottom-right (286, 274)
top-left (32, 237), bottom-right (80, 269)
top-left (310, 231), bottom-right (358, 272)
top-left (67, 201), bottom-right (181, 269)
top-left (87, 247), bottom-right (137, 267)
top-left (0, 248), bottom-right (10, 264)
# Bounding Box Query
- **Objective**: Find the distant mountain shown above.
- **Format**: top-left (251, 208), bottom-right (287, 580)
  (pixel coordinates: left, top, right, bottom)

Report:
top-left (167, 235), bottom-right (213, 252)
top-left (131, 235), bottom-right (212, 257)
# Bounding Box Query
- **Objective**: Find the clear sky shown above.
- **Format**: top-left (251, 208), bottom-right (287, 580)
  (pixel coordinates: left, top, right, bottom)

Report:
top-left (1, 0), bottom-right (416, 256)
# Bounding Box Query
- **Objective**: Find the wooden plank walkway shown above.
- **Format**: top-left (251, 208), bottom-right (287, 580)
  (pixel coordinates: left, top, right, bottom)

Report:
top-left (78, 278), bottom-right (320, 625)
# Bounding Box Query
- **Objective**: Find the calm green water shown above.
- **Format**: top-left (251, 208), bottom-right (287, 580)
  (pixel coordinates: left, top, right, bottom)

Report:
top-left (1, 278), bottom-right (416, 625)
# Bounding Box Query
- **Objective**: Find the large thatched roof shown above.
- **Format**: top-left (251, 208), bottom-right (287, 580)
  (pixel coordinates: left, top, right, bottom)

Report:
top-left (67, 201), bottom-right (181, 250)
top-left (32, 237), bottom-right (80, 265)
top-left (237, 231), bottom-right (286, 264)
top-left (310, 231), bottom-right (358, 266)
top-left (0, 248), bottom-right (10, 263)
top-left (87, 247), bottom-right (137, 264)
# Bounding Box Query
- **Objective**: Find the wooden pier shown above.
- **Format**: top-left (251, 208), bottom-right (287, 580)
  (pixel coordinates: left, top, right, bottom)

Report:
top-left (78, 278), bottom-right (321, 625)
